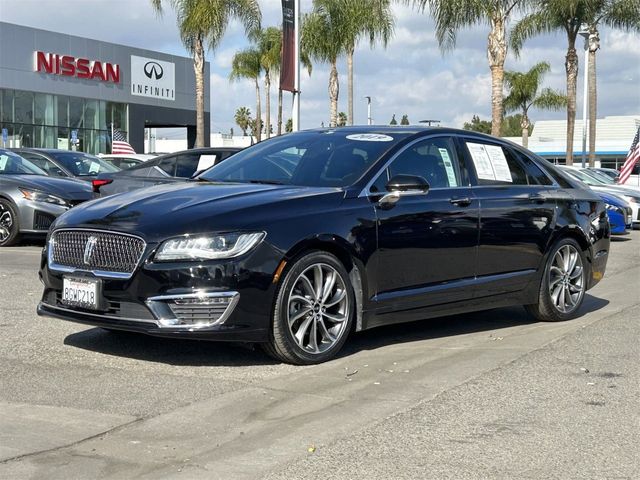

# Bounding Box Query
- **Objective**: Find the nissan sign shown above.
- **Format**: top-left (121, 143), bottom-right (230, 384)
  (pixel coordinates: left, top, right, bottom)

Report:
top-left (131, 55), bottom-right (175, 101)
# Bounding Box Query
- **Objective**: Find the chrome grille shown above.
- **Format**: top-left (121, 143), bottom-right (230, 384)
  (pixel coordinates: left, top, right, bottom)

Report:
top-left (50, 229), bottom-right (145, 276)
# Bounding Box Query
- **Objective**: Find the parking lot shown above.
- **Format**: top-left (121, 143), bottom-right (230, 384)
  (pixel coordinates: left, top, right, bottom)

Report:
top-left (1, 233), bottom-right (639, 479)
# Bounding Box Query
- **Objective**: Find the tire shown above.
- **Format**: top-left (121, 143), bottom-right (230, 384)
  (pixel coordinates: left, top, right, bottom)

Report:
top-left (525, 238), bottom-right (587, 322)
top-left (0, 199), bottom-right (20, 247)
top-left (263, 251), bottom-right (355, 365)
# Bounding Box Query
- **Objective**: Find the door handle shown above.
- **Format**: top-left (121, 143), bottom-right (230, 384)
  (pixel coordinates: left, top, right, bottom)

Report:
top-left (449, 197), bottom-right (472, 207)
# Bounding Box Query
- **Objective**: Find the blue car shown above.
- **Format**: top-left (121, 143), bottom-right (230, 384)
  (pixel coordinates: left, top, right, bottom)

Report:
top-left (599, 191), bottom-right (632, 235)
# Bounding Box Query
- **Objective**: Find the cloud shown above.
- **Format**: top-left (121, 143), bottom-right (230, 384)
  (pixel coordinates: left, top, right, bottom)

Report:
top-left (1, 0), bottom-right (637, 133)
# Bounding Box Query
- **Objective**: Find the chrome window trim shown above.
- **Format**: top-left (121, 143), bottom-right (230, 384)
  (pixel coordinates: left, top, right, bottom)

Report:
top-left (48, 228), bottom-right (147, 280)
top-left (359, 133), bottom-right (465, 198)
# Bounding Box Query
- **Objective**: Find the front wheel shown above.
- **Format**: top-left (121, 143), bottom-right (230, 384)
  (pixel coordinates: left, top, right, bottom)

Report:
top-left (0, 200), bottom-right (20, 247)
top-left (526, 238), bottom-right (587, 322)
top-left (264, 251), bottom-right (354, 365)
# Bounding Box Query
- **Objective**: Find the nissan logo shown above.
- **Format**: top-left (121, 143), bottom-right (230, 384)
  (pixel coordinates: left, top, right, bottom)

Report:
top-left (144, 61), bottom-right (163, 80)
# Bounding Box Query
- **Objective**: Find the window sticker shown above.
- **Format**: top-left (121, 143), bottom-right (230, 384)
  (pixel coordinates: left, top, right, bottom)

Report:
top-left (466, 142), bottom-right (495, 180)
top-left (0, 155), bottom-right (7, 171)
top-left (197, 155), bottom-right (218, 171)
top-left (88, 161), bottom-right (101, 174)
top-left (483, 145), bottom-right (512, 182)
top-left (346, 133), bottom-right (394, 142)
top-left (438, 148), bottom-right (458, 187)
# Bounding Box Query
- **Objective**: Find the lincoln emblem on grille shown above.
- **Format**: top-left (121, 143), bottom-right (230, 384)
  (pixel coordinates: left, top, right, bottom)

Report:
top-left (83, 236), bottom-right (98, 265)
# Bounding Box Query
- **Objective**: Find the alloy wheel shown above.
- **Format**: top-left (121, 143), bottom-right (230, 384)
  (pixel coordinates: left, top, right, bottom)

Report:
top-left (286, 263), bottom-right (350, 354)
top-left (0, 206), bottom-right (13, 243)
top-left (548, 244), bottom-right (584, 314)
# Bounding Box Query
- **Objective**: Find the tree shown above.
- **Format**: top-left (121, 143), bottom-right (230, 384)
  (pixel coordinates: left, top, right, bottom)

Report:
top-left (389, 114), bottom-right (398, 125)
top-left (583, 1), bottom-right (640, 166)
top-left (230, 48), bottom-right (262, 142)
top-left (234, 107), bottom-right (252, 136)
top-left (257, 27), bottom-right (281, 140)
top-left (501, 114), bottom-right (531, 136)
top-left (342, 0), bottom-right (394, 125)
top-left (285, 118), bottom-right (293, 133)
top-left (302, 0), bottom-right (351, 127)
top-left (503, 62), bottom-right (567, 147)
top-left (400, 114), bottom-right (410, 125)
top-left (410, 0), bottom-right (525, 137)
top-left (151, 0), bottom-right (261, 148)
top-left (463, 115), bottom-right (492, 134)
top-left (337, 112), bottom-right (348, 126)
top-left (511, 0), bottom-right (592, 165)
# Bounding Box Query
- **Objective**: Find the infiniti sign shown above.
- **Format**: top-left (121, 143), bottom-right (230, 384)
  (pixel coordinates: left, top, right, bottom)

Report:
top-left (144, 61), bottom-right (164, 80)
top-left (131, 55), bottom-right (175, 101)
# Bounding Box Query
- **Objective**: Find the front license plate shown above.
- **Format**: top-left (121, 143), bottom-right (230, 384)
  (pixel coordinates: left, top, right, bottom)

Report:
top-left (62, 277), bottom-right (100, 310)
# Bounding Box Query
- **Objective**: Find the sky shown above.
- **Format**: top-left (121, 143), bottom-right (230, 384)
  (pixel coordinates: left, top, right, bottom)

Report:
top-left (1, 0), bottom-right (639, 136)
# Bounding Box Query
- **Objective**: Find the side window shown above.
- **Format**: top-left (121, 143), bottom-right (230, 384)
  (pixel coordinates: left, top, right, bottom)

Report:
top-left (464, 140), bottom-right (530, 186)
top-left (156, 157), bottom-right (177, 176)
top-left (20, 153), bottom-right (66, 176)
top-left (509, 149), bottom-right (553, 185)
top-left (370, 136), bottom-right (463, 193)
top-left (175, 154), bottom-right (200, 178)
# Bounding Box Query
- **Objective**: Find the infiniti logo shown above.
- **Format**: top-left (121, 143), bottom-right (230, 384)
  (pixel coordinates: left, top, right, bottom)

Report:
top-left (143, 61), bottom-right (164, 80)
top-left (83, 236), bottom-right (98, 265)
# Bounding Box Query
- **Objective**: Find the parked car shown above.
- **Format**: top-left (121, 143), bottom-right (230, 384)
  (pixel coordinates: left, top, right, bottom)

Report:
top-left (92, 147), bottom-right (241, 195)
top-left (597, 191), bottom-right (632, 235)
top-left (11, 148), bottom-right (120, 181)
top-left (0, 149), bottom-right (94, 246)
top-left (98, 153), bottom-right (157, 170)
top-left (589, 167), bottom-right (619, 181)
top-left (37, 127), bottom-right (610, 364)
top-left (559, 166), bottom-right (640, 228)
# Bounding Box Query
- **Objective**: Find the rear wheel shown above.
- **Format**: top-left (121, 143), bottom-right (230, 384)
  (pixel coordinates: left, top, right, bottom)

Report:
top-left (264, 251), bottom-right (354, 365)
top-left (526, 238), bottom-right (586, 322)
top-left (0, 200), bottom-right (20, 247)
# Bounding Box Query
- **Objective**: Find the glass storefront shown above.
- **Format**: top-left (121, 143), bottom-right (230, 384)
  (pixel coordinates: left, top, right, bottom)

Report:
top-left (0, 88), bottom-right (128, 155)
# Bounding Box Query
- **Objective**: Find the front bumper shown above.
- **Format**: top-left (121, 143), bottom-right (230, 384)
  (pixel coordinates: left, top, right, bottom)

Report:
top-left (37, 241), bottom-right (281, 342)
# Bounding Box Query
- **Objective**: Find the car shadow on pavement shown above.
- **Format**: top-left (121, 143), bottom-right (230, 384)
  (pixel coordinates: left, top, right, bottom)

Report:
top-left (63, 295), bottom-right (609, 366)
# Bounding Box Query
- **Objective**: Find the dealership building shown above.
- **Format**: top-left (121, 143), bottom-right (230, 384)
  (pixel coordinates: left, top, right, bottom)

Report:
top-left (0, 22), bottom-right (209, 154)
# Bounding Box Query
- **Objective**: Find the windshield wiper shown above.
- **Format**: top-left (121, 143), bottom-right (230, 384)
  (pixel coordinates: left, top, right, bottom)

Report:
top-left (246, 179), bottom-right (287, 185)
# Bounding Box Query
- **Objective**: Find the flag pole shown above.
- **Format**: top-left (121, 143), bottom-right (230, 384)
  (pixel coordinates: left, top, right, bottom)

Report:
top-left (292, 0), bottom-right (300, 132)
top-left (110, 122), bottom-right (114, 154)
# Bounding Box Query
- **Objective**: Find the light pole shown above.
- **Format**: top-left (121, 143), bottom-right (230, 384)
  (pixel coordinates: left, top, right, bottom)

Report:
top-left (579, 25), bottom-right (589, 168)
top-left (364, 96), bottom-right (372, 125)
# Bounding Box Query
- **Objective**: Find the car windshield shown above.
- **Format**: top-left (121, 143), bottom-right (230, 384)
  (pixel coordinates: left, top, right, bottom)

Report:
top-left (47, 151), bottom-right (120, 176)
top-left (563, 168), bottom-right (606, 186)
top-left (199, 131), bottom-right (412, 187)
top-left (0, 151), bottom-right (47, 175)
top-left (581, 169), bottom-right (614, 184)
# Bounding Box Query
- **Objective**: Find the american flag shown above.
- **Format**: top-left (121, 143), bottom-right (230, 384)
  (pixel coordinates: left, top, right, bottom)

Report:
top-left (618, 127), bottom-right (640, 185)
top-left (111, 128), bottom-right (136, 154)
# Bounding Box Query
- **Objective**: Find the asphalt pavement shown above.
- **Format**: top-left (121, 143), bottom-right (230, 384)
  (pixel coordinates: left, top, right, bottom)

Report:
top-left (0, 233), bottom-right (638, 479)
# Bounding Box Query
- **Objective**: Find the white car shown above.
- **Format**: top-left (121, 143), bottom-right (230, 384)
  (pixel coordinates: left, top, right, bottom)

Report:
top-left (559, 166), bottom-right (640, 228)
top-left (98, 153), bottom-right (158, 170)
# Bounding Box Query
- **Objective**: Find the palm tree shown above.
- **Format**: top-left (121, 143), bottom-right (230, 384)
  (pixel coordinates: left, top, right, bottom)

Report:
top-left (337, 112), bottom-right (348, 126)
top-left (343, 0), bottom-right (394, 125)
top-left (151, 0), bottom-right (261, 148)
top-left (257, 27), bottom-right (282, 140)
top-left (503, 62), bottom-right (567, 148)
top-left (302, 0), bottom-right (351, 128)
top-left (234, 106), bottom-right (252, 136)
top-left (230, 48), bottom-right (263, 142)
top-left (583, 1), bottom-right (640, 166)
top-left (410, 0), bottom-right (525, 137)
top-left (510, 0), bottom-right (594, 165)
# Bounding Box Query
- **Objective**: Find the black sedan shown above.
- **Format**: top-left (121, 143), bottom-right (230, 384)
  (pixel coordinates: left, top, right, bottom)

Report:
top-left (37, 127), bottom-right (610, 364)
top-left (92, 147), bottom-right (241, 195)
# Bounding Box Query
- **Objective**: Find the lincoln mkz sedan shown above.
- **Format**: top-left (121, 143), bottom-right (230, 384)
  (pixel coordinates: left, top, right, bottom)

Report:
top-left (37, 127), bottom-right (610, 364)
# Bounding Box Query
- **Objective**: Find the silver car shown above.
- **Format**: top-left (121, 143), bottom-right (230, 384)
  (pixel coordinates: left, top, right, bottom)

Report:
top-left (0, 149), bottom-right (94, 246)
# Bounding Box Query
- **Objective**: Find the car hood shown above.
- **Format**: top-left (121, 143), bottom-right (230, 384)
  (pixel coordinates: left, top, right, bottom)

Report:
top-left (53, 181), bottom-right (345, 240)
top-left (1, 174), bottom-right (93, 199)
top-left (591, 185), bottom-right (640, 200)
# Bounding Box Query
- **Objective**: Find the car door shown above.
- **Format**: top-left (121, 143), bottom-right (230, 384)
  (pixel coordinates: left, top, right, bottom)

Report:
top-left (371, 135), bottom-right (480, 312)
top-left (458, 137), bottom-right (558, 296)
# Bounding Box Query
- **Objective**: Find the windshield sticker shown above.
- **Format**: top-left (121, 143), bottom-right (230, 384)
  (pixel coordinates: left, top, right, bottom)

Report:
top-left (197, 155), bottom-right (217, 172)
top-left (484, 145), bottom-right (512, 182)
top-left (466, 142), bottom-right (496, 180)
top-left (438, 148), bottom-right (458, 187)
top-left (0, 155), bottom-right (7, 171)
top-left (346, 134), bottom-right (394, 142)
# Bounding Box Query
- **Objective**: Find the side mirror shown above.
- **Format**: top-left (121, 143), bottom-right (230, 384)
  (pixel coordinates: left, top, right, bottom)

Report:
top-left (378, 174), bottom-right (430, 208)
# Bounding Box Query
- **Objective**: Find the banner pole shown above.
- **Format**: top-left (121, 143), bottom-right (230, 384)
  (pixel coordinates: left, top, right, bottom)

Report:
top-left (292, 0), bottom-right (300, 132)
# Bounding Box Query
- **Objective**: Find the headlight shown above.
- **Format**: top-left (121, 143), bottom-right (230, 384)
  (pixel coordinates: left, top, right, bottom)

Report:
top-left (19, 188), bottom-right (68, 207)
top-left (154, 232), bottom-right (266, 261)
